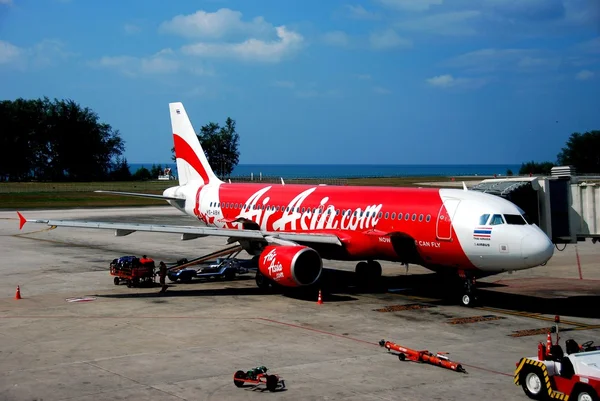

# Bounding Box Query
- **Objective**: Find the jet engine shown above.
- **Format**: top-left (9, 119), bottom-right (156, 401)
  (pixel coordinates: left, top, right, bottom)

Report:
top-left (258, 245), bottom-right (322, 287)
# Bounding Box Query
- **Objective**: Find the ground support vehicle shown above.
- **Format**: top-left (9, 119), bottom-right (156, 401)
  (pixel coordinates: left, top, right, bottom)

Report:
top-left (514, 316), bottom-right (600, 400)
top-left (233, 366), bottom-right (285, 392)
top-left (168, 257), bottom-right (252, 283)
top-left (110, 256), bottom-right (156, 287)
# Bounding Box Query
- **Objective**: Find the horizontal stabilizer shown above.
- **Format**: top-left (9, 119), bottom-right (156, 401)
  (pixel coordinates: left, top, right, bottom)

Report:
top-left (94, 190), bottom-right (184, 201)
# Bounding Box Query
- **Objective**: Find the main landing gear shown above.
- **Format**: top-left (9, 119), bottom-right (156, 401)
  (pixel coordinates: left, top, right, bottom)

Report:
top-left (460, 273), bottom-right (478, 307)
top-left (355, 260), bottom-right (382, 288)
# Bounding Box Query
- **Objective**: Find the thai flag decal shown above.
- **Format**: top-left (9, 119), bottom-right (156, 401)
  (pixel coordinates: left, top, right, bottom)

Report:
top-left (473, 227), bottom-right (492, 239)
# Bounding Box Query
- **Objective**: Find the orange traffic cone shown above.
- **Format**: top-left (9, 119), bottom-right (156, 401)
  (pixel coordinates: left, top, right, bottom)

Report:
top-left (15, 286), bottom-right (21, 300)
top-left (317, 289), bottom-right (323, 305)
top-left (546, 332), bottom-right (552, 354)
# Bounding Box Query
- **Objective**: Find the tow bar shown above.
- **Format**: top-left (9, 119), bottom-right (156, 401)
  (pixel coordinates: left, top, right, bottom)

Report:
top-left (379, 339), bottom-right (467, 373)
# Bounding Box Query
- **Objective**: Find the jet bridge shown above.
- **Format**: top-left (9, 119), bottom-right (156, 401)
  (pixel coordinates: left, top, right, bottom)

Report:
top-left (470, 166), bottom-right (600, 245)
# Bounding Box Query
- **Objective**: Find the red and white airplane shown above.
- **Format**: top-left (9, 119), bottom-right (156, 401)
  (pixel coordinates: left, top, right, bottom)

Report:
top-left (18, 102), bottom-right (554, 306)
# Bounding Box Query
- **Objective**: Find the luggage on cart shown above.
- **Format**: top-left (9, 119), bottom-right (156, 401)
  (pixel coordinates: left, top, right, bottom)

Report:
top-left (110, 256), bottom-right (156, 287)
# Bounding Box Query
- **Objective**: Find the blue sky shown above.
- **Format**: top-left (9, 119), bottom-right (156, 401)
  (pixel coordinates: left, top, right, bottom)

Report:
top-left (0, 0), bottom-right (599, 165)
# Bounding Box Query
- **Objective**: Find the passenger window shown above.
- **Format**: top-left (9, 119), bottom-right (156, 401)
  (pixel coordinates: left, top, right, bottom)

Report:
top-left (398, 213), bottom-right (402, 220)
top-left (490, 214), bottom-right (504, 225)
top-left (412, 214), bottom-right (416, 221)
top-left (419, 214), bottom-right (423, 222)
top-left (426, 214), bottom-right (431, 222)
top-left (391, 212), bottom-right (396, 219)
top-left (478, 214), bottom-right (490, 225)
top-left (210, 202), bottom-right (213, 207)
top-left (385, 212), bottom-right (389, 219)
top-left (378, 212), bottom-right (383, 218)
top-left (405, 213), bottom-right (409, 220)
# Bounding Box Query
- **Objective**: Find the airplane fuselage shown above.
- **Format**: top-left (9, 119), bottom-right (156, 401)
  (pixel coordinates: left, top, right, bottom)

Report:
top-left (164, 180), bottom-right (554, 278)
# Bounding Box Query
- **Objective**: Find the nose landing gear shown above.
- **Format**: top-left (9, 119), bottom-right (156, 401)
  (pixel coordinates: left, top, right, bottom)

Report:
top-left (460, 273), bottom-right (478, 307)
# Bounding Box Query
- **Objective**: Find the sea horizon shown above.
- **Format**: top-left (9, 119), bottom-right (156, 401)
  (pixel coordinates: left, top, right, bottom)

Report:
top-left (128, 163), bottom-right (522, 178)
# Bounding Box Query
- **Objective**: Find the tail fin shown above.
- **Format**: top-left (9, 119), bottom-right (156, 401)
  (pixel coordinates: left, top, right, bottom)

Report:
top-left (169, 102), bottom-right (221, 186)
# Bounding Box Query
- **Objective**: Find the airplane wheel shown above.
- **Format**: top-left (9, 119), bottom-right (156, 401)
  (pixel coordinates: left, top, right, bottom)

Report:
top-left (368, 261), bottom-right (382, 278)
top-left (355, 262), bottom-right (369, 287)
top-left (255, 271), bottom-right (270, 289)
top-left (460, 292), bottom-right (477, 307)
top-left (113, 277), bottom-right (119, 285)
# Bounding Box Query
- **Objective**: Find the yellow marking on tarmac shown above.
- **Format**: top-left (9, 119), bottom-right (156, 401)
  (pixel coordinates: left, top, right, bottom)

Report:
top-left (13, 226), bottom-right (56, 237)
top-left (478, 306), bottom-right (589, 327)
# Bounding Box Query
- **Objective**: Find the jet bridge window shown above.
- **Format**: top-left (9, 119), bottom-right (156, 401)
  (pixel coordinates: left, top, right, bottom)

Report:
top-left (504, 214), bottom-right (527, 225)
top-left (490, 214), bottom-right (504, 225)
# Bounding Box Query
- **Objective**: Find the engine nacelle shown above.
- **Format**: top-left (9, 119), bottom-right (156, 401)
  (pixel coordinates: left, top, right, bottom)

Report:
top-left (258, 245), bottom-right (322, 287)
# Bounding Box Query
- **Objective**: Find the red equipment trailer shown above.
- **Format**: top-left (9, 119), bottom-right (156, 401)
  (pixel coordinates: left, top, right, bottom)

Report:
top-left (110, 256), bottom-right (156, 287)
top-left (233, 366), bottom-right (285, 392)
top-left (379, 339), bottom-right (467, 373)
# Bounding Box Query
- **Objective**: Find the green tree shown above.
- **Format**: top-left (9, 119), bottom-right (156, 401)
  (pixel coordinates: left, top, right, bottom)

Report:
top-left (171, 117), bottom-right (240, 178)
top-left (0, 97), bottom-right (125, 181)
top-left (518, 161), bottom-right (555, 175)
top-left (150, 164), bottom-right (164, 178)
top-left (110, 157), bottom-right (132, 181)
top-left (132, 167), bottom-right (152, 180)
top-left (557, 130), bottom-right (600, 174)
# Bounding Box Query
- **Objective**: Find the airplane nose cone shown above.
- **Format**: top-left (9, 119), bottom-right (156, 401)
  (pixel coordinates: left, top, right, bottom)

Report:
top-left (521, 234), bottom-right (554, 268)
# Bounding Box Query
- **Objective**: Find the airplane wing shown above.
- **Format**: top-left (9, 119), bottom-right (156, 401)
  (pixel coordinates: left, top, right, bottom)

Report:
top-left (16, 212), bottom-right (342, 246)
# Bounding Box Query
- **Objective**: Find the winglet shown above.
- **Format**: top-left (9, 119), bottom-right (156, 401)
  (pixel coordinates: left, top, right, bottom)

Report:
top-left (281, 177), bottom-right (285, 186)
top-left (462, 182), bottom-right (468, 191)
top-left (17, 211), bottom-right (27, 230)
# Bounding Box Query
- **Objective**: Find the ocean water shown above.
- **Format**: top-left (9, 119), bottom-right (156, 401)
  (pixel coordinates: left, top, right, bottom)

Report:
top-left (129, 163), bottom-right (521, 178)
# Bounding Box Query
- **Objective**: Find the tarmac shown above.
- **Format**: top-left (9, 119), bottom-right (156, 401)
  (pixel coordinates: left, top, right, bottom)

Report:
top-left (1, 206), bottom-right (600, 401)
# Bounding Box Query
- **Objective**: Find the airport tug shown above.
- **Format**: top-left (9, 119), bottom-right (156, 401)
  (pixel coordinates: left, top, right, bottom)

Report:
top-left (514, 316), bottom-right (600, 400)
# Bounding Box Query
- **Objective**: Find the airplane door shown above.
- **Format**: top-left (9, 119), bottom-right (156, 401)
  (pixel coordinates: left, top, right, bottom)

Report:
top-left (436, 199), bottom-right (460, 241)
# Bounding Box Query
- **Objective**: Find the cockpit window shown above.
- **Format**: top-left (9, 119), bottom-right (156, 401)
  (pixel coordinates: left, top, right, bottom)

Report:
top-left (504, 214), bottom-right (527, 225)
top-left (478, 214), bottom-right (490, 225)
top-left (489, 214), bottom-right (504, 225)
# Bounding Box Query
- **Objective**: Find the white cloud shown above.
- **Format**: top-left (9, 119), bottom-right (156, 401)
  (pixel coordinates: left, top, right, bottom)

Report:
top-left (92, 49), bottom-right (213, 77)
top-left (426, 74), bottom-right (488, 89)
top-left (124, 23), bottom-right (141, 34)
top-left (577, 37), bottom-right (600, 54)
top-left (575, 69), bottom-right (594, 80)
top-left (445, 48), bottom-right (561, 73)
top-left (322, 31), bottom-right (350, 47)
top-left (369, 29), bottom-right (412, 50)
top-left (0, 40), bottom-right (22, 65)
top-left (373, 86), bottom-right (391, 94)
top-left (396, 10), bottom-right (481, 35)
top-left (376, 0), bottom-right (443, 11)
top-left (345, 4), bottom-right (380, 20)
top-left (159, 8), bottom-right (272, 39)
top-left (181, 26), bottom-right (303, 63)
top-left (0, 39), bottom-right (73, 69)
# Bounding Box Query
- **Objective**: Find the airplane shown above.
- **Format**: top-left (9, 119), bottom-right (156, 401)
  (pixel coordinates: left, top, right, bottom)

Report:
top-left (17, 102), bottom-right (555, 307)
